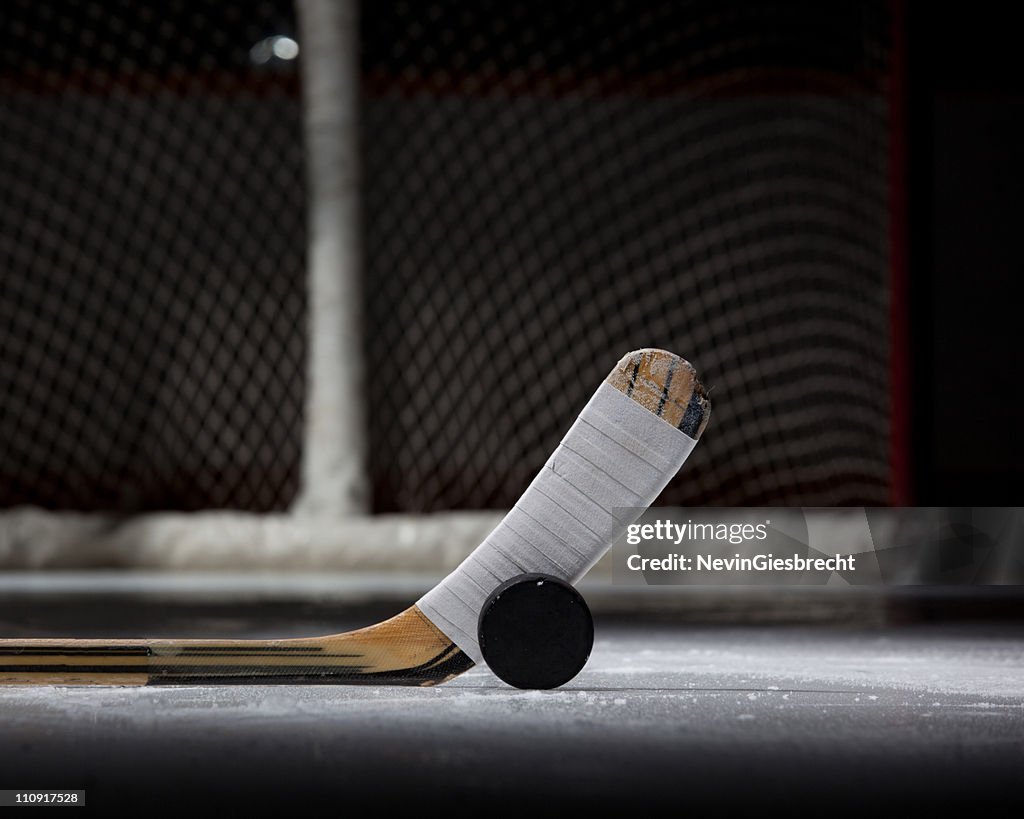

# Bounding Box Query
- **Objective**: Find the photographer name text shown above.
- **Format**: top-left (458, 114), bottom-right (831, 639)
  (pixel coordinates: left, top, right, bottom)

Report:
top-left (623, 519), bottom-right (855, 574)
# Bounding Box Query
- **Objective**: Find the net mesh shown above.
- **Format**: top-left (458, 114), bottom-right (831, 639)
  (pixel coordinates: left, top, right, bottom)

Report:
top-left (0, 0), bottom-right (306, 512)
top-left (0, 0), bottom-right (893, 516)
top-left (362, 0), bottom-right (893, 510)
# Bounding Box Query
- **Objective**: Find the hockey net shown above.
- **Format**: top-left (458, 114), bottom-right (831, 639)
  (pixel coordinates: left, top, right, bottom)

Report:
top-left (0, 1), bottom-right (896, 569)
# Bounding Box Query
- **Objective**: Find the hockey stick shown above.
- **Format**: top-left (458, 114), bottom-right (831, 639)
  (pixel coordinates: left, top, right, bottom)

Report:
top-left (0, 349), bottom-right (709, 686)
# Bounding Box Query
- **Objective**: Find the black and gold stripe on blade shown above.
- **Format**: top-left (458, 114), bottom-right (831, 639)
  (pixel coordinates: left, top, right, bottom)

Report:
top-left (170, 647), bottom-right (359, 657)
top-left (149, 645), bottom-right (473, 686)
top-left (0, 644), bottom-right (473, 687)
top-left (0, 646), bottom-right (150, 676)
top-left (0, 606), bottom-right (471, 687)
top-left (0, 646), bottom-right (148, 655)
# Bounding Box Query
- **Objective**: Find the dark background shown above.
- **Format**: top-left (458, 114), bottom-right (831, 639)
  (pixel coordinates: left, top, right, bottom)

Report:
top-left (907, 3), bottom-right (1024, 503)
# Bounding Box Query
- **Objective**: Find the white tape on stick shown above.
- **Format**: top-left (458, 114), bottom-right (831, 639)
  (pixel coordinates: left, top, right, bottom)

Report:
top-left (417, 381), bottom-right (698, 662)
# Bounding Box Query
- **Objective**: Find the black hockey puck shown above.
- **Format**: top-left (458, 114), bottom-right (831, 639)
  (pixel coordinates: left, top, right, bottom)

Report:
top-left (478, 574), bottom-right (594, 689)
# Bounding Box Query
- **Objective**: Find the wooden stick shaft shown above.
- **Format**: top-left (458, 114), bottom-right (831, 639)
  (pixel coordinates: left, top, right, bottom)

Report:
top-left (0, 607), bottom-right (472, 687)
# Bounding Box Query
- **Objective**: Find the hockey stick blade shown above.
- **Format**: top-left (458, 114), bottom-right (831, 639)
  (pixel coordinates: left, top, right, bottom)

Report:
top-left (0, 349), bottom-right (709, 687)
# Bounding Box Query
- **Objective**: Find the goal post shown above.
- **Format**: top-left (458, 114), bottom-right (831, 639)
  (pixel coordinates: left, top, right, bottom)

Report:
top-left (294, 0), bottom-right (369, 518)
